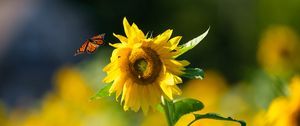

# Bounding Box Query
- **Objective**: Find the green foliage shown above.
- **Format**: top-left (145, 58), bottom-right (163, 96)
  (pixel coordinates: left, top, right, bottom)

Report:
top-left (172, 98), bottom-right (204, 124)
top-left (90, 84), bottom-right (112, 101)
top-left (174, 28), bottom-right (209, 58)
top-left (188, 113), bottom-right (246, 126)
top-left (182, 68), bottom-right (204, 80)
top-left (163, 98), bottom-right (246, 126)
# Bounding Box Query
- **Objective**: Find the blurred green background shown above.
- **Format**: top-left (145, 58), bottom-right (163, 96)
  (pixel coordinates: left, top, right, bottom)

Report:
top-left (1, 0), bottom-right (300, 125)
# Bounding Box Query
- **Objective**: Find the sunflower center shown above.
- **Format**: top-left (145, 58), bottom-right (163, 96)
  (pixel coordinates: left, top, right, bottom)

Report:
top-left (134, 59), bottom-right (148, 73)
top-left (280, 48), bottom-right (291, 60)
top-left (129, 47), bottom-right (162, 84)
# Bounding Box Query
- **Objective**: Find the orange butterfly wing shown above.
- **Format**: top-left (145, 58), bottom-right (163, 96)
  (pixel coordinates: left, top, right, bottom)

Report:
top-left (86, 42), bottom-right (99, 54)
top-left (91, 33), bottom-right (105, 45)
top-left (74, 40), bottom-right (89, 56)
top-left (74, 33), bottom-right (105, 56)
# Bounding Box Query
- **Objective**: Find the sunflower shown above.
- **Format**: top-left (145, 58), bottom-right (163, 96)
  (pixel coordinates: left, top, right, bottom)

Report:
top-left (254, 75), bottom-right (300, 126)
top-left (257, 26), bottom-right (300, 76)
top-left (103, 17), bottom-right (189, 113)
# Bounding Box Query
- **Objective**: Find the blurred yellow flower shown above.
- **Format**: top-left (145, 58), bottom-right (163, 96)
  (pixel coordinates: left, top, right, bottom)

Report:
top-left (173, 70), bottom-right (253, 126)
top-left (53, 67), bottom-right (93, 107)
top-left (103, 17), bottom-right (189, 113)
top-left (254, 75), bottom-right (300, 126)
top-left (257, 25), bottom-right (300, 76)
top-left (5, 67), bottom-right (128, 126)
top-left (141, 111), bottom-right (167, 126)
top-left (175, 70), bottom-right (229, 126)
top-left (183, 70), bottom-right (228, 108)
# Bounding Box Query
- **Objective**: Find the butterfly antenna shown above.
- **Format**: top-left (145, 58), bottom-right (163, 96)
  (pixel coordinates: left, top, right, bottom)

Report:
top-left (100, 33), bottom-right (106, 38)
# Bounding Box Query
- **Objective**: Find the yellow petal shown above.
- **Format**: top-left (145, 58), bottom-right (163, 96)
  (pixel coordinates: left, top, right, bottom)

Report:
top-left (124, 83), bottom-right (134, 111)
top-left (110, 49), bottom-right (119, 61)
top-left (123, 17), bottom-right (131, 38)
top-left (160, 83), bottom-right (173, 99)
top-left (146, 84), bottom-right (158, 107)
top-left (164, 72), bottom-right (175, 85)
top-left (127, 29), bottom-right (138, 46)
top-left (163, 59), bottom-right (185, 75)
top-left (173, 75), bottom-right (183, 84)
top-left (130, 83), bottom-right (139, 112)
top-left (170, 59), bottom-right (188, 67)
top-left (109, 43), bottom-right (123, 48)
top-left (103, 61), bottom-right (113, 72)
top-left (103, 69), bottom-right (119, 83)
top-left (103, 60), bottom-right (119, 73)
top-left (171, 86), bottom-right (182, 95)
top-left (113, 33), bottom-right (128, 44)
top-left (154, 29), bottom-right (173, 45)
top-left (179, 60), bottom-right (190, 66)
top-left (109, 75), bottom-right (126, 100)
top-left (121, 79), bottom-right (132, 103)
top-left (157, 49), bottom-right (177, 59)
top-left (132, 23), bottom-right (145, 39)
top-left (141, 85), bottom-right (149, 114)
top-left (169, 36), bottom-right (182, 49)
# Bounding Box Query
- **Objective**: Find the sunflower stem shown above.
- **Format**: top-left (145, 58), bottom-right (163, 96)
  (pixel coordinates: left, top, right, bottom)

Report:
top-left (163, 97), bottom-right (174, 126)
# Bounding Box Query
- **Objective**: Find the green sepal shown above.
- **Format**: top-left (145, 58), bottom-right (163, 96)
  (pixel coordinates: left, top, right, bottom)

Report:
top-left (90, 84), bottom-right (112, 101)
top-left (145, 31), bottom-right (154, 38)
top-left (174, 28), bottom-right (209, 58)
top-left (173, 98), bottom-right (204, 124)
top-left (182, 68), bottom-right (204, 80)
top-left (156, 104), bottom-right (164, 113)
top-left (188, 113), bottom-right (246, 126)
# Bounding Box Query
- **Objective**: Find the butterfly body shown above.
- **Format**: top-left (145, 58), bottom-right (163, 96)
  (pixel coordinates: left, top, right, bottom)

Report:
top-left (74, 33), bottom-right (105, 56)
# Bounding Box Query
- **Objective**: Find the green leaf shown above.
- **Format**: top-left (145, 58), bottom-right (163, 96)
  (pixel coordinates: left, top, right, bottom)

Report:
top-left (174, 28), bottom-right (209, 58)
top-left (90, 84), bottom-right (112, 101)
top-left (173, 98), bottom-right (204, 124)
top-left (188, 113), bottom-right (246, 126)
top-left (182, 68), bottom-right (204, 80)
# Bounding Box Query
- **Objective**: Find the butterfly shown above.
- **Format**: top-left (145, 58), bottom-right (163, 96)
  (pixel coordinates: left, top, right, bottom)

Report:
top-left (74, 33), bottom-right (105, 56)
